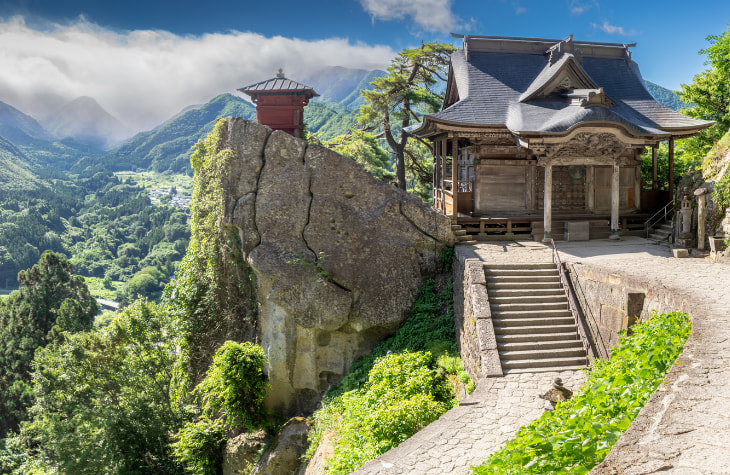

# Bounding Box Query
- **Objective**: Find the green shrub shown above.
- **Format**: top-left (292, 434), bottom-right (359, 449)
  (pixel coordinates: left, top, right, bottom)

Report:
top-left (196, 341), bottom-right (268, 430)
top-left (306, 276), bottom-right (474, 473)
top-left (318, 352), bottom-right (451, 475)
top-left (171, 416), bottom-right (228, 475)
top-left (471, 311), bottom-right (691, 475)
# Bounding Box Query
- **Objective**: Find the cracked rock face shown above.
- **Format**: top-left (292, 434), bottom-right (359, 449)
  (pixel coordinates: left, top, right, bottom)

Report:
top-left (221, 118), bottom-right (454, 416)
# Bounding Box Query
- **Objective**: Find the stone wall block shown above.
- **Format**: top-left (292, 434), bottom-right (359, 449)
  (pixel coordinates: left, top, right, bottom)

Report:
top-left (470, 283), bottom-right (492, 319)
top-left (465, 260), bottom-right (487, 286)
top-left (476, 317), bottom-right (498, 351)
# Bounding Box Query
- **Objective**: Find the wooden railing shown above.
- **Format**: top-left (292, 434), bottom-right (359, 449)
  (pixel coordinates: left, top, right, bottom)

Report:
top-left (550, 238), bottom-right (596, 359)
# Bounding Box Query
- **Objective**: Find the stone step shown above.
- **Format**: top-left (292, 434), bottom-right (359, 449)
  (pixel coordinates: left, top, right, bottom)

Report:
top-left (486, 281), bottom-right (563, 290)
top-left (488, 288), bottom-right (566, 297)
top-left (498, 339), bottom-right (584, 351)
top-left (489, 294), bottom-right (567, 305)
top-left (484, 268), bottom-right (559, 277)
top-left (496, 331), bottom-right (580, 343)
top-left (502, 365), bottom-right (586, 375)
top-left (451, 224), bottom-right (462, 230)
top-left (499, 346), bottom-right (587, 360)
top-left (490, 301), bottom-right (568, 312)
top-left (456, 240), bottom-right (478, 245)
top-left (500, 356), bottom-right (588, 370)
top-left (484, 263), bottom-right (556, 270)
top-left (491, 308), bottom-right (573, 319)
top-left (453, 229), bottom-right (467, 236)
top-left (486, 275), bottom-right (561, 283)
top-left (650, 229), bottom-right (671, 238)
top-left (493, 322), bottom-right (577, 333)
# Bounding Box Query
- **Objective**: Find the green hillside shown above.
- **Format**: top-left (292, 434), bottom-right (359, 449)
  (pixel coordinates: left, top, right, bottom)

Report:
top-left (78, 94), bottom-right (257, 174)
top-left (0, 136), bottom-right (40, 192)
top-left (644, 80), bottom-right (692, 112)
top-left (304, 101), bottom-right (360, 138)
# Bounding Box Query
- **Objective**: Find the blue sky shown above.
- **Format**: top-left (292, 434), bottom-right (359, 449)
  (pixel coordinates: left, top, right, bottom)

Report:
top-left (1, 0), bottom-right (729, 131)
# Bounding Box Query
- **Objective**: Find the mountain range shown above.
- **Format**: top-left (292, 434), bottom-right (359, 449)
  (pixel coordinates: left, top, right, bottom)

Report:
top-left (0, 67), bottom-right (691, 180)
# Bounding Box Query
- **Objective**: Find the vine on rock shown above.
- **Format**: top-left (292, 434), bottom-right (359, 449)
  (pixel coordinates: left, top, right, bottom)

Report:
top-left (166, 119), bottom-right (258, 386)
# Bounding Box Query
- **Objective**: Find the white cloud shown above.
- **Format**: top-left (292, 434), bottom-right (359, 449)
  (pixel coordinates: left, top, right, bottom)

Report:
top-left (592, 21), bottom-right (636, 36)
top-left (358, 0), bottom-right (461, 34)
top-left (0, 17), bottom-right (395, 133)
top-left (569, 0), bottom-right (598, 14)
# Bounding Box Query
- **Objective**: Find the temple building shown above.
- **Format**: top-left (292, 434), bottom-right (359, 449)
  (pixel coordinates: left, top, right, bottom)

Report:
top-left (238, 70), bottom-right (318, 138)
top-left (407, 35), bottom-right (713, 240)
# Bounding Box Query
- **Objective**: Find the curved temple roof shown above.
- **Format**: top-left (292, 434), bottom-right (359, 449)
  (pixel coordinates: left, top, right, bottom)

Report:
top-left (408, 35), bottom-right (713, 140)
top-left (238, 76), bottom-right (319, 97)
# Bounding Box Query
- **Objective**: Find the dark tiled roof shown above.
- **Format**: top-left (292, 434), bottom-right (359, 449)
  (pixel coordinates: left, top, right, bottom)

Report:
top-left (410, 36), bottom-right (712, 137)
top-left (238, 77), bottom-right (319, 96)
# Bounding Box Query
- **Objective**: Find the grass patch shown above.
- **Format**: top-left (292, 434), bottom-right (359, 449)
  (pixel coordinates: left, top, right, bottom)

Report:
top-left (471, 311), bottom-right (691, 475)
top-left (306, 271), bottom-right (475, 474)
top-left (114, 171), bottom-right (193, 203)
top-left (83, 275), bottom-right (123, 301)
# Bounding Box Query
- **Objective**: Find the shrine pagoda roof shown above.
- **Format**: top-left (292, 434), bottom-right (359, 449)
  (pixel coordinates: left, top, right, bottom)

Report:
top-left (408, 35), bottom-right (713, 139)
top-left (238, 74), bottom-right (319, 97)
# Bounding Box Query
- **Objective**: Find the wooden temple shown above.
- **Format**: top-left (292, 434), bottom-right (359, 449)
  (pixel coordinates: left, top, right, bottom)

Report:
top-left (238, 70), bottom-right (318, 138)
top-left (407, 35), bottom-right (713, 240)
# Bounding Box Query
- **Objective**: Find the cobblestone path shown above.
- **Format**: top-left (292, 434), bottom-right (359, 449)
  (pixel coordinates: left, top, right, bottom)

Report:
top-left (354, 237), bottom-right (730, 475)
top-left (355, 370), bottom-right (586, 475)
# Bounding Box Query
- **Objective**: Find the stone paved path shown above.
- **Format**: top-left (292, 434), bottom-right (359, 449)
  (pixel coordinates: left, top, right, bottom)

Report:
top-left (355, 370), bottom-right (586, 475)
top-left (354, 237), bottom-right (730, 475)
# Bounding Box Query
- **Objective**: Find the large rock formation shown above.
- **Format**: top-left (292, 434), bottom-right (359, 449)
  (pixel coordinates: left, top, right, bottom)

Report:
top-left (213, 118), bottom-right (453, 415)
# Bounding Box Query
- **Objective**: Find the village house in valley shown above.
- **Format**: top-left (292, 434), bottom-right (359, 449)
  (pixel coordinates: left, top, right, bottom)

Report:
top-left (408, 35), bottom-right (713, 241)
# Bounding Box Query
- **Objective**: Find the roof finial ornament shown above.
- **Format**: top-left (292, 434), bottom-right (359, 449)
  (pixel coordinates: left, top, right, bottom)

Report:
top-left (276, 68), bottom-right (285, 78)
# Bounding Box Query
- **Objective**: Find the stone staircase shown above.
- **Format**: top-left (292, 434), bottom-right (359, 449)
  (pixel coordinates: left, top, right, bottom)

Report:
top-left (647, 218), bottom-right (673, 246)
top-left (452, 223), bottom-right (477, 245)
top-left (484, 263), bottom-right (588, 374)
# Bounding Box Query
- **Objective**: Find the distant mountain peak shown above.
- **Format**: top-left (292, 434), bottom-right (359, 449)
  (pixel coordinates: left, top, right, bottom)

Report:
top-left (44, 96), bottom-right (133, 150)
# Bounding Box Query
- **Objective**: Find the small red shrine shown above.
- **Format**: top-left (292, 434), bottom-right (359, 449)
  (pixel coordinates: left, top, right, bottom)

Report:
top-left (238, 70), bottom-right (319, 138)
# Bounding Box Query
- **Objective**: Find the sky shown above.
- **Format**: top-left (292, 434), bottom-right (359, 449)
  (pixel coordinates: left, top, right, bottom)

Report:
top-left (1, 0), bottom-right (729, 133)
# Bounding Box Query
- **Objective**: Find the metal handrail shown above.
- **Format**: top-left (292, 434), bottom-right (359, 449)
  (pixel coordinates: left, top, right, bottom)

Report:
top-left (645, 201), bottom-right (674, 238)
top-left (550, 239), bottom-right (597, 359)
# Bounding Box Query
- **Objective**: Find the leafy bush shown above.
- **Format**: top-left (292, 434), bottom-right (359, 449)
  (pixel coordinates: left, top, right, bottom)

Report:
top-left (307, 276), bottom-right (473, 474)
top-left (712, 173), bottom-right (730, 228)
top-left (196, 341), bottom-right (268, 431)
top-left (171, 416), bottom-right (228, 475)
top-left (318, 352), bottom-right (450, 475)
top-left (471, 311), bottom-right (691, 475)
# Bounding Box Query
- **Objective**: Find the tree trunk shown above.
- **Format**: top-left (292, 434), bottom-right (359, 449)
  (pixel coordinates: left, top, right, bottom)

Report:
top-left (395, 148), bottom-right (406, 190)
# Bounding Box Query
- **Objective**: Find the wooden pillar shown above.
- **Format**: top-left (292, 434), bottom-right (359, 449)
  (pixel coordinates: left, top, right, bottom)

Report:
top-left (543, 162), bottom-right (553, 242)
top-left (440, 140), bottom-right (446, 214)
top-left (668, 138), bottom-right (675, 195)
top-left (451, 137), bottom-right (458, 220)
top-left (586, 165), bottom-right (594, 211)
top-left (652, 145), bottom-right (658, 190)
top-left (526, 165), bottom-right (535, 211)
top-left (634, 163), bottom-right (641, 210)
top-left (610, 162), bottom-right (621, 240)
top-left (432, 141), bottom-right (438, 203)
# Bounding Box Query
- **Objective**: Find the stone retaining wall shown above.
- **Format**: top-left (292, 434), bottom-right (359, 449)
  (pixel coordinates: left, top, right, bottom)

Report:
top-left (567, 261), bottom-right (692, 359)
top-left (454, 256), bottom-right (501, 381)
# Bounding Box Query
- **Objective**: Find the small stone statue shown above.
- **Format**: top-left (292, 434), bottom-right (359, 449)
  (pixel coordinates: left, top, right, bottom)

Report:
top-left (539, 377), bottom-right (573, 411)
